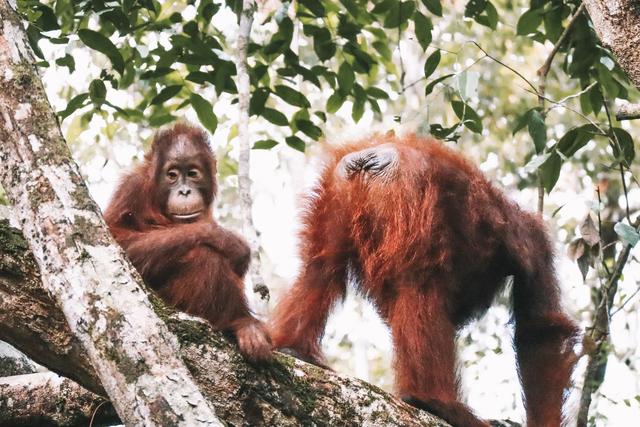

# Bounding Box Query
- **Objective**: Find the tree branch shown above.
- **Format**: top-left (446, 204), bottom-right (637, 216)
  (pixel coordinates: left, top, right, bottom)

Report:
top-left (235, 0), bottom-right (269, 301)
top-left (0, 342), bottom-right (38, 377)
top-left (536, 3), bottom-right (586, 80)
top-left (0, 219), bottom-right (449, 426)
top-left (615, 102), bottom-right (640, 121)
top-left (577, 215), bottom-right (640, 427)
top-left (0, 372), bottom-right (119, 427)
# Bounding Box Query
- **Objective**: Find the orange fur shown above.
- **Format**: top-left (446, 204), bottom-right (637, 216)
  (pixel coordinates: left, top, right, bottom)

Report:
top-left (105, 123), bottom-right (271, 363)
top-left (271, 134), bottom-right (577, 426)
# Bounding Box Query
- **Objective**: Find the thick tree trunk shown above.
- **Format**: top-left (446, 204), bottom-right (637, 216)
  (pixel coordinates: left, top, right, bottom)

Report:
top-left (584, 0), bottom-right (640, 88)
top-left (0, 219), bottom-right (448, 426)
top-left (0, 1), bottom-right (221, 425)
top-left (0, 372), bottom-right (119, 427)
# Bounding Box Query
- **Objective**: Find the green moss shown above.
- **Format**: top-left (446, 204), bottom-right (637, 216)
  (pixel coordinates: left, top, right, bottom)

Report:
top-left (0, 219), bottom-right (28, 256)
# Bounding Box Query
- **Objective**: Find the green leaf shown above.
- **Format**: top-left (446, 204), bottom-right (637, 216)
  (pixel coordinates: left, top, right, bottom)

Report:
top-left (589, 85), bottom-right (604, 115)
top-left (611, 127), bottom-right (635, 165)
top-left (597, 64), bottom-right (620, 98)
top-left (371, 0), bottom-right (396, 15)
top-left (557, 124), bottom-right (599, 157)
top-left (352, 99), bottom-right (365, 123)
top-left (337, 62), bottom-right (355, 96)
top-left (150, 85), bottom-right (182, 105)
top-left (313, 28), bottom-right (336, 61)
top-left (286, 135), bottom-right (306, 152)
top-left (425, 73), bottom-right (454, 96)
top-left (423, 50), bottom-right (441, 79)
top-left (253, 139), bottom-right (279, 150)
top-left (58, 93), bottom-right (89, 120)
top-left (250, 88), bottom-right (270, 116)
top-left (89, 79), bottom-right (107, 104)
top-left (414, 12), bottom-right (433, 50)
top-left (464, 0), bottom-right (487, 18)
top-left (524, 152), bottom-right (552, 174)
top-left (430, 122), bottom-right (460, 140)
top-left (476, 1), bottom-right (498, 30)
top-left (33, 4), bottom-right (60, 31)
top-left (579, 89), bottom-right (592, 115)
top-left (55, 54), bottom-right (75, 73)
top-left (78, 29), bottom-right (125, 75)
top-left (451, 100), bottom-right (482, 133)
top-left (275, 85), bottom-right (311, 108)
top-left (384, 1), bottom-right (415, 28)
top-left (141, 67), bottom-right (174, 79)
top-left (366, 87), bottom-right (389, 99)
top-left (296, 120), bottom-right (323, 140)
top-left (262, 108), bottom-right (289, 126)
top-left (614, 222), bottom-right (639, 247)
top-left (344, 42), bottom-right (374, 73)
top-left (516, 8), bottom-right (543, 35)
top-left (539, 151), bottom-right (562, 193)
top-left (326, 92), bottom-right (345, 113)
top-left (422, 0), bottom-right (442, 16)
top-left (299, 0), bottom-right (325, 17)
top-left (338, 15), bottom-right (360, 41)
top-left (543, 4), bottom-right (563, 42)
top-left (527, 109), bottom-right (546, 153)
top-left (190, 93), bottom-right (217, 134)
top-left (512, 109), bottom-right (534, 135)
top-left (149, 113), bottom-right (177, 127)
top-left (25, 25), bottom-right (44, 59)
top-left (464, 0), bottom-right (498, 29)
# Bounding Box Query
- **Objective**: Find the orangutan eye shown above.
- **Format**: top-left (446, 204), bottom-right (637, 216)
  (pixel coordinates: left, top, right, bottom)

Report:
top-left (187, 169), bottom-right (200, 179)
top-left (166, 169), bottom-right (179, 181)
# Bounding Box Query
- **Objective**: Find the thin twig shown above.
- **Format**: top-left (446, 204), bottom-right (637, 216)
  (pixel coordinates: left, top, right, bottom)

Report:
top-left (521, 87), bottom-right (607, 134)
top-left (602, 95), bottom-right (632, 222)
top-left (534, 2), bottom-right (586, 214)
top-left (595, 185), bottom-right (611, 277)
top-left (470, 41), bottom-right (538, 94)
top-left (89, 400), bottom-right (109, 427)
top-left (556, 81), bottom-right (597, 105)
top-left (610, 286), bottom-right (640, 317)
top-left (536, 2), bottom-right (586, 79)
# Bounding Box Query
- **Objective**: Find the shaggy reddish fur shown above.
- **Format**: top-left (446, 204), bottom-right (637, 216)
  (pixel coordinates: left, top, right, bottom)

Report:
top-left (271, 134), bottom-right (578, 426)
top-left (104, 123), bottom-right (271, 362)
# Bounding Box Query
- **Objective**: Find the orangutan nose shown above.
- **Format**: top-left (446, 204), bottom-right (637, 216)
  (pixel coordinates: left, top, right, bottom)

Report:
top-left (178, 186), bottom-right (191, 196)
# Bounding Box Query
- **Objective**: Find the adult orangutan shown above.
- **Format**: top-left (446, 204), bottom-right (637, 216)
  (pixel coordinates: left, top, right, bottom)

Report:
top-left (270, 134), bottom-right (578, 426)
top-left (104, 123), bottom-right (271, 363)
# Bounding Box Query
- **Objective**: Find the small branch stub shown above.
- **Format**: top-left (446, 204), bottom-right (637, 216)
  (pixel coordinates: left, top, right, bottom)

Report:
top-left (615, 102), bottom-right (640, 121)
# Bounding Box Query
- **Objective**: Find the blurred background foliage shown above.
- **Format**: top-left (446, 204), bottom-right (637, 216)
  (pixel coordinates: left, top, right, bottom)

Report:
top-left (7, 0), bottom-right (640, 424)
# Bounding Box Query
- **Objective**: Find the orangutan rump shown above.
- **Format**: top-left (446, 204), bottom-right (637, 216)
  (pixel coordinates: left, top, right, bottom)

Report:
top-left (270, 134), bottom-right (578, 426)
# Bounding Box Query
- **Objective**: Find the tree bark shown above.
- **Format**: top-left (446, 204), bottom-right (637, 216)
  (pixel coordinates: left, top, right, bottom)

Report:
top-left (235, 0), bottom-right (270, 301)
top-left (584, 0), bottom-right (640, 88)
top-left (0, 342), bottom-right (38, 377)
top-left (615, 101), bottom-right (640, 121)
top-left (0, 219), bottom-right (448, 426)
top-left (0, 372), bottom-right (119, 427)
top-left (0, 1), bottom-right (221, 425)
